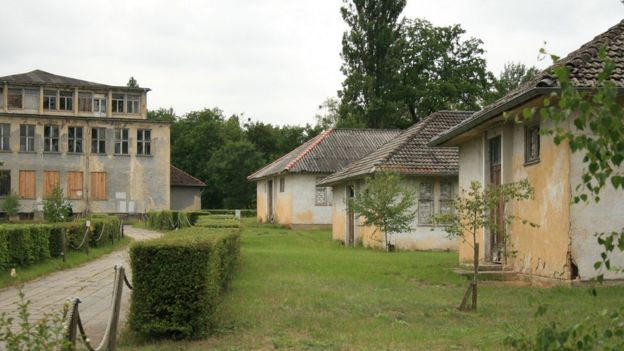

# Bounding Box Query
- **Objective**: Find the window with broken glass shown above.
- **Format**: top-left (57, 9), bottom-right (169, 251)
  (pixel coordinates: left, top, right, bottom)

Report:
top-left (0, 124), bottom-right (10, 151)
top-left (19, 124), bottom-right (35, 152)
top-left (91, 128), bottom-right (106, 154)
top-left (315, 177), bottom-right (332, 206)
top-left (418, 182), bottom-right (434, 225)
top-left (43, 125), bottom-right (60, 152)
top-left (94, 96), bottom-right (107, 115)
top-left (137, 129), bottom-right (151, 155)
top-left (115, 128), bottom-right (129, 155)
top-left (68, 126), bottom-right (83, 153)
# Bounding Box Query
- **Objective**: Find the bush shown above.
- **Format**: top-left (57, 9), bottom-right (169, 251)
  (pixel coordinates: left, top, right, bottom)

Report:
top-left (2, 192), bottom-right (20, 219)
top-left (128, 227), bottom-right (240, 339)
top-left (145, 211), bottom-right (193, 230)
top-left (43, 186), bottom-right (73, 223)
top-left (0, 217), bottom-right (122, 270)
top-left (194, 215), bottom-right (241, 229)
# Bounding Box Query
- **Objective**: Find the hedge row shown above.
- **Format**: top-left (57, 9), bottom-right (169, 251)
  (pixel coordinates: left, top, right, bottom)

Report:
top-left (0, 216), bottom-right (122, 270)
top-left (202, 209), bottom-right (256, 218)
top-left (194, 215), bottom-right (241, 229)
top-left (145, 211), bottom-right (193, 230)
top-left (129, 227), bottom-right (240, 339)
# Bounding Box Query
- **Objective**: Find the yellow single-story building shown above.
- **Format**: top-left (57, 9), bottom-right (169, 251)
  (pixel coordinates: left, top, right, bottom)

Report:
top-left (429, 20), bottom-right (624, 282)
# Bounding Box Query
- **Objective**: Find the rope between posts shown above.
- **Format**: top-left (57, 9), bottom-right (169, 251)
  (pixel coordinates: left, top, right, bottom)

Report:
top-left (66, 227), bottom-right (90, 250)
top-left (93, 223), bottom-right (106, 243)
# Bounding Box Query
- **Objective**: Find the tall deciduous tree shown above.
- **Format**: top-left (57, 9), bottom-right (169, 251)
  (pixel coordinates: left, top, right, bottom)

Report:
top-left (399, 19), bottom-right (491, 124)
top-left (486, 62), bottom-right (540, 104)
top-left (338, 0), bottom-right (406, 129)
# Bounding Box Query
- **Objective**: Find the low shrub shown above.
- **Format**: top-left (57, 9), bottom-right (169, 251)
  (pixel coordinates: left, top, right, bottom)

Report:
top-left (145, 211), bottom-right (193, 230)
top-left (129, 227), bottom-right (240, 339)
top-left (194, 215), bottom-right (241, 229)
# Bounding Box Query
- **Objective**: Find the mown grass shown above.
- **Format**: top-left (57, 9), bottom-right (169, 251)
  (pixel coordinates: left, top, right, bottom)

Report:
top-left (119, 220), bottom-right (624, 350)
top-left (0, 236), bottom-right (132, 289)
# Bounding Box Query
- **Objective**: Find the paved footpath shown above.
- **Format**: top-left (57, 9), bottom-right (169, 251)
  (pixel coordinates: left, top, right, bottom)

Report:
top-left (0, 225), bottom-right (161, 343)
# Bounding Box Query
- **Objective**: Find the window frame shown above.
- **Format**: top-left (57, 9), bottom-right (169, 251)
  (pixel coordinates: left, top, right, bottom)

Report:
top-left (114, 128), bottom-right (129, 155)
top-left (8, 88), bottom-right (23, 109)
top-left (78, 92), bottom-right (93, 112)
top-left (279, 177), bottom-right (285, 192)
top-left (19, 124), bottom-right (35, 152)
top-left (43, 125), bottom-right (60, 153)
top-left (0, 170), bottom-right (10, 196)
top-left (127, 94), bottom-right (140, 114)
top-left (0, 123), bottom-right (10, 151)
top-left (524, 125), bottom-right (540, 165)
top-left (112, 94), bottom-right (125, 113)
top-left (68, 126), bottom-right (83, 154)
top-left (59, 91), bottom-right (73, 111)
top-left (91, 127), bottom-right (107, 155)
top-left (43, 89), bottom-right (58, 110)
top-left (418, 181), bottom-right (434, 226)
top-left (137, 129), bottom-right (152, 155)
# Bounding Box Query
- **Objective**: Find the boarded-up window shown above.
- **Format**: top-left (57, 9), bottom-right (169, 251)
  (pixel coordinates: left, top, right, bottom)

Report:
top-left (439, 182), bottom-right (454, 216)
top-left (418, 182), bottom-right (434, 225)
top-left (78, 92), bottom-right (93, 112)
top-left (315, 176), bottom-right (331, 206)
top-left (43, 171), bottom-right (60, 199)
top-left (19, 170), bottom-right (36, 199)
top-left (90, 172), bottom-right (107, 200)
top-left (67, 171), bottom-right (83, 199)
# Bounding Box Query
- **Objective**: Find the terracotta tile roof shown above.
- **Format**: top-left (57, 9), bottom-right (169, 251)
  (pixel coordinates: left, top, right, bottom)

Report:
top-left (431, 19), bottom-right (624, 146)
top-left (0, 70), bottom-right (148, 91)
top-left (318, 111), bottom-right (473, 186)
top-left (171, 165), bottom-right (205, 187)
top-left (247, 128), bottom-right (401, 180)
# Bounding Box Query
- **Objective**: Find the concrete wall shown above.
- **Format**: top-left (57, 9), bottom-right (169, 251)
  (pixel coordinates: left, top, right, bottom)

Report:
top-left (0, 114), bottom-right (170, 213)
top-left (254, 173), bottom-right (333, 227)
top-left (330, 176), bottom-right (458, 251)
top-left (170, 186), bottom-right (201, 211)
top-left (569, 145), bottom-right (624, 280)
top-left (456, 116), bottom-right (582, 281)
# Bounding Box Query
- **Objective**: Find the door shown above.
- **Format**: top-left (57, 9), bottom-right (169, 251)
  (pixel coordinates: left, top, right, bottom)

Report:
top-left (347, 185), bottom-right (355, 246)
top-left (267, 180), bottom-right (274, 223)
top-left (489, 136), bottom-right (504, 262)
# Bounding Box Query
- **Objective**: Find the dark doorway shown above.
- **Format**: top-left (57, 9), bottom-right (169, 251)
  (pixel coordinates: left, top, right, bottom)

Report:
top-left (267, 180), bottom-right (274, 223)
top-left (347, 185), bottom-right (355, 246)
top-left (489, 136), bottom-right (504, 262)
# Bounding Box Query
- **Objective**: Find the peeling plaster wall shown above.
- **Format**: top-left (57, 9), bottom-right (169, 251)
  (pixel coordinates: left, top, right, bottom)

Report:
top-left (508, 120), bottom-right (572, 280)
top-left (289, 174), bottom-right (332, 226)
top-left (0, 115), bottom-right (170, 213)
top-left (457, 136), bottom-right (486, 263)
top-left (569, 151), bottom-right (624, 280)
top-left (331, 184), bottom-right (347, 241)
top-left (332, 177), bottom-right (458, 251)
top-left (255, 180), bottom-right (267, 223)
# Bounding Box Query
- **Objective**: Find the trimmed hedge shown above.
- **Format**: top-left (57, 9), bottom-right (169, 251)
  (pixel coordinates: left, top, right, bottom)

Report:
top-left (145, 211), bottom-right (193, 230)
top-left (0, 216), bottom-right (122, 270)
top-left (129, 227), bottom-right (240, 339)
top-left (194, 215), bottom-right (241, 229)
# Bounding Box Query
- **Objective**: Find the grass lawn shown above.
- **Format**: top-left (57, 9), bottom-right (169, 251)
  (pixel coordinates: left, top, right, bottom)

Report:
top-left (0, 236), bottom-right (132, 289)
top-left (119, 220), bottom-right (624, 350)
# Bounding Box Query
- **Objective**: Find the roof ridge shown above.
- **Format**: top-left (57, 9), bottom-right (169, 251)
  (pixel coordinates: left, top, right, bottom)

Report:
top-left (284, 128), bottom-right (333, 171)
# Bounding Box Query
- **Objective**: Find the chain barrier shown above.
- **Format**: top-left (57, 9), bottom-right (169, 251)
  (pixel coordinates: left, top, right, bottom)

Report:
top-left (65, 227), bottom-right (90, 250)
top-left (92, 223), bottom-right (107, 243)
top-left (64, 265), bottom-right (129, 351)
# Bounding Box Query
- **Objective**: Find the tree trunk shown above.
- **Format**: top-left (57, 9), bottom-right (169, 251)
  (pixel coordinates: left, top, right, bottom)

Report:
top-left (472, 242), bottom-right (479, 311)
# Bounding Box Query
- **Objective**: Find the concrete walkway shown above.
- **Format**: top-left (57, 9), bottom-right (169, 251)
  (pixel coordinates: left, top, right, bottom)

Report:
top-left (0, 225), bottom-right (161, 342)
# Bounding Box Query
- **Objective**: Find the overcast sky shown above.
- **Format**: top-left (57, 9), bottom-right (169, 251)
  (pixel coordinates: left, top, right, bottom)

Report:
top-left (1, 1), bottom-right (622, 126)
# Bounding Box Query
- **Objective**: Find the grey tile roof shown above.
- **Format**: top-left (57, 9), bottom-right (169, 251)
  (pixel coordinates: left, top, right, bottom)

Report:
top-left (247, 128), bottom-right (402, 180)
top-left (318, 111), bottom-right (473, 186)
top-left (171, 165), bottom-right (205, 187)
top-left (0, 70), bottom-right (148, 91)
top-left (431, 19), bottom-right (624, 146)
